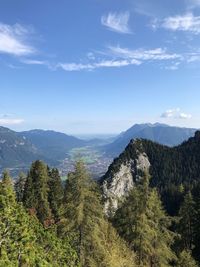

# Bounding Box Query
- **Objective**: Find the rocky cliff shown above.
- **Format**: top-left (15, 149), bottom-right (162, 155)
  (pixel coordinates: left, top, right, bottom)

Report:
top-left (101, 132), bottom-right (200, 215)
top-left (102, 140), bottom-right (150, 214)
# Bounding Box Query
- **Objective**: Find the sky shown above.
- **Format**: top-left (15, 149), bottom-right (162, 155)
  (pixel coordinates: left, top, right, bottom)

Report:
top-left (0, 0), bottom-right (200, 134)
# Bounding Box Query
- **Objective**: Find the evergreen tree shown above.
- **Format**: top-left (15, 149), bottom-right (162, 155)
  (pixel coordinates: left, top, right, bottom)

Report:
top-left (0, 169), bottom-right (78, 266)
top-left (176, 250), bottom-right (198, 267)
top-left (0, 170), bottom-right (38, 266)
top-left (14, 172), bottom-right (26, 202)
top-left (193, 183), bottom-right (200, 262)
top-left (177, 191), bottom-right (196, 251)
top-left (48, 168), bottom-right (64, 220)
top-left (59, 160), bottom-right (135, 267)
top-left (23, 160), bottom-right (52, 225)
top-left (113, 172), bottom-right (175, 267)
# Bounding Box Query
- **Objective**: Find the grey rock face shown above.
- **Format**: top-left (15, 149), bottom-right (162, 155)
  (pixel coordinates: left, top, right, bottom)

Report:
top-left (102, 151), bottom-right (150, 215)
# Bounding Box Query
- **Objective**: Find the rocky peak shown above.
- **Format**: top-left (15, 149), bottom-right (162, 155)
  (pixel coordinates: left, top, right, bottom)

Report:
top-left (102, 140), bottom-right (150, 215)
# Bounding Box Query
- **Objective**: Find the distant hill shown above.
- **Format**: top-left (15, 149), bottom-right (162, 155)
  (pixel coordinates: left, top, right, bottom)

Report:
top-left (104, 123), bottom-right (197, 156)
top-left (19, 129), bottom-right (88, 160)
top-left (0, 126), bottom-right (43, 171)
top-left (0, 127), bottom-right (104, 174)
top-left (0, 123), bottom-right (198, 177)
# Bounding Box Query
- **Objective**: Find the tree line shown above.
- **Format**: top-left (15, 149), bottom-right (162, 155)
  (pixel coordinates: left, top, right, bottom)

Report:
top-left (1, 159), bottom-right (200, 266)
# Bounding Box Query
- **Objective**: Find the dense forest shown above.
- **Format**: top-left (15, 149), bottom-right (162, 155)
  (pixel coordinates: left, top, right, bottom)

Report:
top-left (0, 155), bottom-right (200, 266)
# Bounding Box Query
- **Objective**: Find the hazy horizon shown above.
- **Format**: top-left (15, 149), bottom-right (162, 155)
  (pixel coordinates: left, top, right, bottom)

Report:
top-left (1, 121), bottom-right (198, 138)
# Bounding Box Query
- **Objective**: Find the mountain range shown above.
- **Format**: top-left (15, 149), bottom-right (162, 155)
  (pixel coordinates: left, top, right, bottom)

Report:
top-left (0, 123), bottom-right (197, 175)
top-left (104, 123), bottom-right (197, 156)
top-left (19, 129), bottom-right (88, 160)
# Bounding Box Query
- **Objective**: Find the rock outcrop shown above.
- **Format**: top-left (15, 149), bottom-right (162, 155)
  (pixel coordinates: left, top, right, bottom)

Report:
top-left (102, 140), bottom-right (150, 215)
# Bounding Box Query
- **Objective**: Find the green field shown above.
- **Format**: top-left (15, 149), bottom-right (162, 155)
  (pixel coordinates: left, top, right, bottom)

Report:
top-left (67, 146), bottom-right (101, 164)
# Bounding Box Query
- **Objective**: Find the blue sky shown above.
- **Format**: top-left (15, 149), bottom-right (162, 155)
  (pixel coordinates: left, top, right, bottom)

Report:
top-left (0, 0), bottom-right (200, 134)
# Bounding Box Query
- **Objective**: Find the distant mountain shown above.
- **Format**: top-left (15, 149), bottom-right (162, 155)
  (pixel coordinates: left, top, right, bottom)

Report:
top-left (0, 127), bottom-right (105, 174)
top-left (0, 126), bottom-right (115, 176)
top-left (101, 131), bottom-right (200, 215)
top-left (0, 126), bottom-right (42, 171)
top-left (19, 129), bottom-right (88, 160)
top-left (104, 123), bottom-right (197, 156)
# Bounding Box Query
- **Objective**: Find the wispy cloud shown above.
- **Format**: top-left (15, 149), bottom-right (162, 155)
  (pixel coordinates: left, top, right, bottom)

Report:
top-left (165, 62), bottom-right (181, 70)
top-left (108, 46), bottom-right (181, 61)
top-left (57, 58), bottom-right (141, 71)
top-left (55, 46), bottom-right (182, 72)
top-left (161, 108), bottom-right (192, 119)
top-left (22, 59), bottom-right (47, 65)
top-left (161, 108), bottom-right (180, 118)
top-left (153, 13), bottom-right (200, 34)
top-left (0, 118), bottom-right (24, 125)
top-left (0, 23), bottom-right (35, 56)
top-left (101, 12), bottom-right (132, 34)
top-left (179, 113), bottom-right (192, 119)
top-left (22, 44), bottom-right (192, 72)
top-left (187, 53), bottom-right (200, 62)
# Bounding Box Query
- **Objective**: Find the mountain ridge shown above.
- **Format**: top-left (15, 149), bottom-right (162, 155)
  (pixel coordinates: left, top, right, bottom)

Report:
top-left (104, 123), bottom-right (197, 156)
top-left (101, 130), bottom-right (200, 215)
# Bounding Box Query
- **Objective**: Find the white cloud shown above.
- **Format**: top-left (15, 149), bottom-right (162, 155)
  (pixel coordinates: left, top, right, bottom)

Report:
top-left (161, 108), bottom-right (192, 120)
top-left (165, 62), bottom-right (181, 70)
top-left (22, 59), bottom-right (47, 65)
top-left (57, 62), bottom-right (93, 71)
top-left (187, 53), bottom-right (200, 62)
top-left (87, 52), bottom-right (95, 60)
top-left (161, 108), bottom-right (180, 118)
top-left (0, 118), bottom-right (24, 125)
top-left (155, 13), bottom-right (200, 34)
top-left (179, 113), bottom-right (192, 119)
top-left (0, 23), bottom-right (35, 56)
top-left (57, 58), bottom-right (141, 71)
top-left (108, 46), bottom-right (181, 61)
top-left (56, 46), bottom-right (182, 72)
top-left (101, 12), bottom-right (132, 34)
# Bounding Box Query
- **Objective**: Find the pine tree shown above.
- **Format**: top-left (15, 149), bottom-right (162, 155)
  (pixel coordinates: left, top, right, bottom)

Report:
top-left (0, 169), bottom-right (78, 266)
top-left (176, 250), bottom-right (198, 267)
top-left (59, 160), bottom-right (135, 267)
top-left (177, 191), bottom-right (196, 251)
top-left (0, 170), bottom-right (37, 266)
top-left (193, 183), bottom-right (200, 262)
top-left (48, 168), bottom-right (64, 220)
top-left (14, 172), bottom-right (26, 202)
top-left (23, 160), bottom-right (52, 225)
top-left (113, 172), bottom-right (175, 267)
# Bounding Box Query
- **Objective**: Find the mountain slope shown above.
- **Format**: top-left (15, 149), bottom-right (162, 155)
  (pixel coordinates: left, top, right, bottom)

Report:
top-left (0, 126), bottom-right (41, 170)
top-left (101, 131), bottom-right (200, 215)
top-left (0, 127), bottom-right (91, 174)
top-left (19, 129), bottom-right (88, 160)
top-left (104, 123), bottom-right (196, 156)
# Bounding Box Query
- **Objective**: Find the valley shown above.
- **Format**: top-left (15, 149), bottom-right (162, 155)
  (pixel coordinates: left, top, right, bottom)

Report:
top-left (58, 146), bottom-right (113, 179)
top-left (0, 123), bottom-right (197, 178)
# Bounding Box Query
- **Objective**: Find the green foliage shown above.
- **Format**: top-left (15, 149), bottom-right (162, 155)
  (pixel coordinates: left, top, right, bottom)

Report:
top-left (113, 172), bottom-right (176, 266)
top-left (23, 160), bottom-right (52, 224)
top-left (4, 152), bottom-right (200, 266)
top-left (103, 132), bottom-right (200, 215)
top-left (0, 169), bottom-right (78, 266)
top-left (177, 191), bottom-right (196, 251)
top-left (192, 183), bottom-right (200, 262)
top-left (48, 168), bottom-right (64, 220)
top-left (59, 160), bottom-right (135, 267)
top-left (14, 172), bottom-right (26, 202)
top-left (176, 250), bottom-right (198, 267)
